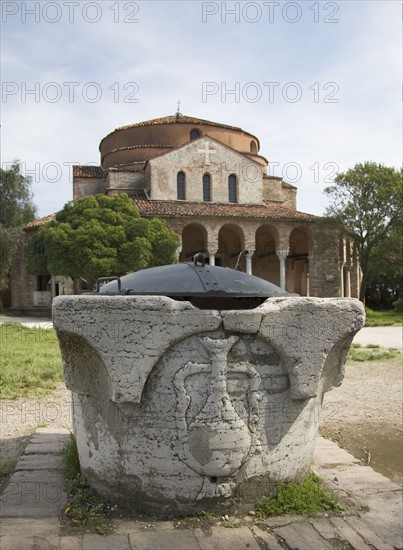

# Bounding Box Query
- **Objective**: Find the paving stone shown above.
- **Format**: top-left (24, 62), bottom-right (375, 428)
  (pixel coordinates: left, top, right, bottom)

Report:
top-left (129, 528), bottom-right (200, 549)
top-left (359, 514), bottom-right (403, 550)
top-left (363, 490), bottom-right (403, 519)
top-left (35, 427), bottom-right (71, 435)
top-left (252, 525), bottom-right (284, 549)
top-left (194, 526), bottom-right (261, 549)
top-left (114, 519), bottom-right (175, 533)
top-left (329, 517), bottom-right (372, 550)
top-left (60, 536), bottom-right (82, 550)
top-left (0, 469), bottom-right (66, 518)
top-left (25, 441), bottom-right (67, 455)
top-left (0, 535), bottom-right (59, 549)
top-left (263, 514), bottom-right (304, 528)
top-left (345, 517), bottom-right (395, 550)
top-left (314, 438), bottom-right (360, 466)
top-left (274, 522), bottom-right (333, 549)
top-left (309, 517), bottom-right (339, 540)
top-left (30, 432), bottom-right (70, 445)
top-left (14, 454), bottom-right (63, 471)
top-left (82, 533), bottom-right (130, 549)
top-left (0, 517), bottom-right (60, 536)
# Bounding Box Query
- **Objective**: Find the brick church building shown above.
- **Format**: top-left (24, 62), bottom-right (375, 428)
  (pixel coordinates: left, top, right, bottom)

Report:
top-left (10, 113), bottom-right (361, 310)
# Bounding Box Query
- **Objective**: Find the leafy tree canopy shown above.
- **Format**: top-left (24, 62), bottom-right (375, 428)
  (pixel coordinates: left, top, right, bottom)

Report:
top-left (323, 162), bottom-right (402, 302)
top-left (26, 194), bottom-right (179, 283)
top-left (0, 162), bottom-right (37, 290)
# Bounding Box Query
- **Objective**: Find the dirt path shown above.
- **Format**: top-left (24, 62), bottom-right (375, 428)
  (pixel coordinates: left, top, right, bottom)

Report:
top-left (319, 359), bottom-right (402, 485)
top-left (1, 360), bottom-right (402, 485)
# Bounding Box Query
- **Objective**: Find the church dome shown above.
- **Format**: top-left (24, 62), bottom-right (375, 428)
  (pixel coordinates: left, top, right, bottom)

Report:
top-left (99, 114), bottom-right (262, 169)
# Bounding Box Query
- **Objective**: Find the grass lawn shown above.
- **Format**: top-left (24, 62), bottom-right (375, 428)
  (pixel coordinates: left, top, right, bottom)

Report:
top-left (365, 308), bottom-right (402, 327)
top-left (348, 343), bottom-right (400, 362)
top-left (0, 323), bottom-right (63, 399)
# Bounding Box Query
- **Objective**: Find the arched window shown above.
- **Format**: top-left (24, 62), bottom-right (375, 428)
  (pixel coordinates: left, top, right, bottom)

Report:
top-left (190, 129), bottom-right (200, 140)
top-left (250, 140), bottom-right (257, 154)
top-left (228, 174), bottom-right (237, 203)
top-left (177, 171), bottom-right (186, 200)
top-left (203, 173), bottom-right (211, 202)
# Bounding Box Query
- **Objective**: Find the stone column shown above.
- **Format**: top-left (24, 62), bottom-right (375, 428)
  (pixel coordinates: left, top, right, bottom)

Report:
top-left (276, 249), bottom-right (289, 290)
top-left (246, 250), bottom-right (254, 275)
top-left (208, 253), bottom-right (216, 266)
top-left (51, 275), bottom-right (57, 300)
top-left (176, 247), bottom-right (182, 262)
top-left (344, 266), bottom-right (351, 298)
top-left (339, 262), bottom-right (345, 297)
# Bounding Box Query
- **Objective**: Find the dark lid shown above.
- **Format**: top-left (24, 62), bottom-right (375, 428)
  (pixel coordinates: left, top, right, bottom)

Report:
top-left (97, 254), bottom-right (291, 302)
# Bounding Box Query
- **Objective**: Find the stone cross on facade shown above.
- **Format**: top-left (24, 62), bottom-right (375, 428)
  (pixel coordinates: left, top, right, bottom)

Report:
top-left (198, 141), bottom-right (216, 164)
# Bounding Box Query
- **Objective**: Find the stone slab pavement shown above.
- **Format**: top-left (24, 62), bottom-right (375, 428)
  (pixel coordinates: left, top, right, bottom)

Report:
top-left (0, 428), bottom-right (402, 549)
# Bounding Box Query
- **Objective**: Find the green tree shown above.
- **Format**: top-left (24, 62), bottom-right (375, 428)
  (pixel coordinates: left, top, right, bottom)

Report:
top-left (0, 162), bottom-right (37, 296)
top-left (26, 194), bottom-right (179, 288)
top-left (365, 224), bottom-right (402, 309)
top-left (324, 162), bottom-right (402, 303)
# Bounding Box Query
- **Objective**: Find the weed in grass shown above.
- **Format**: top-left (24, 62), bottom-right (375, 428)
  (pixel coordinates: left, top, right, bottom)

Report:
top-left (0, 323), bottom-right (63, 399)
top-left (257, 473), bottom-right (344, 517)
top-left (63, 433), bottom-right (80, 480)
top-left (0, 459), bottom-right (17, 478)
top-left (62, 434), bottom-right (111, 535)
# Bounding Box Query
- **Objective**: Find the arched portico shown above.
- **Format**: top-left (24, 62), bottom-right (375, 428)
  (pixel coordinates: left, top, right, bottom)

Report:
top-left (180, 223), bottom-right (208, 262)
top-left (253, 224), bottom-right (280, 285)
top-left (288, 228), bottom-right (311, 295)
top-left (217, 224), bottom-right (245, 269)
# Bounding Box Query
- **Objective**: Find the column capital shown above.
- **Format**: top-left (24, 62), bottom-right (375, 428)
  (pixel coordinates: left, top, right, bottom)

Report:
top-left (276, 249), bottom-right (289, 260)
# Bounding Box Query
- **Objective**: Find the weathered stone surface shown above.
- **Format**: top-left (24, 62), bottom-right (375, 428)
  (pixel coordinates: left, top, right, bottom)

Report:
top-left (82, 534), bottom-right (130, 549)
top-left (129, 529), bottom-right (200, 549)
top-left (0, 535), bottom-right (60, 549)
top-left (274, 522), bottom-right (333, 549)
top-left (0, 469), bottom-right (66, 518)
top-left (194, 526), bottom-right (261, 549)
top-left (53, 295), bottom-right (364, 515)
top-left (329, 517), bottom-right (372, 550)
top-left (14, 454), bottom-right (63, 471)
top-left (0, 518), bottom-right (60, 536)
top-left (251, 526), bottom-right (284, 549)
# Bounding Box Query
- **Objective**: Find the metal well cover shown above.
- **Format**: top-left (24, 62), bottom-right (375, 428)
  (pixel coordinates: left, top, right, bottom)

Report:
top-left (98, 261), bottom-right (290, 298)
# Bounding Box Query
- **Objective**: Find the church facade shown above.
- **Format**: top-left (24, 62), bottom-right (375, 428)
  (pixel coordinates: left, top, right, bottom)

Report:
top-left (10, 113), bottom-right (361, 311)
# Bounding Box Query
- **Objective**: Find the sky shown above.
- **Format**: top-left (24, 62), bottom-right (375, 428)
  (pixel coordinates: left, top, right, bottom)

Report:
top-left (1, 0), bottom-right (401, 217)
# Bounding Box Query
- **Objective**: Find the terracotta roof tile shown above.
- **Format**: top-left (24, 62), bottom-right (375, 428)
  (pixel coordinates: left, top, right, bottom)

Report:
top-left (73, 165), bottom-right (106, 178)
top-left (23, 214), bottom-right (56, 229)
top-left (118, 114), bottom-right (244, 132)
top-left (132, 198), bottom-right (314, 222)
top-left (108, 162), bottom-right (146, 172)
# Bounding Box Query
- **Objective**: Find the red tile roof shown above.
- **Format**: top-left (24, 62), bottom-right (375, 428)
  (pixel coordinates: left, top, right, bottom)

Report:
top-left (132, 197), bottom-right (314, 222)
top-left (73, 166), bottom-right (106, 178)
top-left (118, 114), bottom-right (245, 132)
top-left (23, 214), bottom-right (56, 229)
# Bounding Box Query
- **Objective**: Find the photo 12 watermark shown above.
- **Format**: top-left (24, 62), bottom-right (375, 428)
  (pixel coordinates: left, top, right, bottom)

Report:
top-left (202, 81), bottom-right (340, 104)
top-left (202, 2), bottom-right (340, 24)
top-left (1, 81), bottom-right (140, 104)
top-left (1, 1), bottom-right (140, 24)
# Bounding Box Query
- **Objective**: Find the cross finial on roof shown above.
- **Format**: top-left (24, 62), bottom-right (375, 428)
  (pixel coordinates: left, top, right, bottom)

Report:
top-left (176, 99), bottom-right (181, 116)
